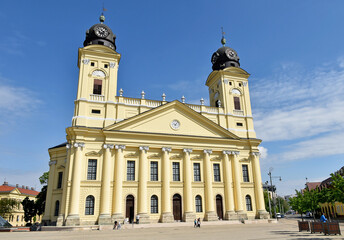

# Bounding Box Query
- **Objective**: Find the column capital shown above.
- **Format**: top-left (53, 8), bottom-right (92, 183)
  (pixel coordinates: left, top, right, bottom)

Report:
top-left (115, 144), bottom-right (126, 150)
top-left (103, 144), bottom-right (115, 149)
top-left (183, 148), bottom-right (193, 153)
top-left (139, 146), bottom-right (149, 152)
top-left (49, 160), bottom-right (57, 166)
top-left (162, 147), bottom-right (172, 152)
top-left (222, 150), bottom-right (231, 155)
top-left (203, 149), bottom-right (212, 154)
top-left (230, 151), bottom-right (240, 156)
top-left (73, 142), bottom-right (85, 149)
top-left (66, 143), bottom-right (71, 149)
top-left (251, 151), bottom-right (260, 157)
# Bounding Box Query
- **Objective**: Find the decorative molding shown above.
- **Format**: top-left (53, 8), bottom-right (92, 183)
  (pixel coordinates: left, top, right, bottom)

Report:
top-left (162, 147), bottom-right (172, 152)
top-left (211, 156), bottom-right (221, 161)
top-left (109, 62), bottom-right (116, 68)
top-left (85, 151), bottom-right (101, 156)
top-left (124, 153), bottom-right (137, 158)
top-left (243, 82), bottom-right (248, 87)
top-left (148, 153), bottom-right (160, 159)
top-left (103, 144), bottom-right (114, 149)
top-left (222, 150), bottom-right (231, 155)
top-left (170, 154), bottom-right (182, 160)
top-left (92, 70), bottom-right (106, 77)
top-left (139, 146), bottom-right (149, 152)
top-left (231, 151), bottom-right (240, 156)
top-left (251, 152), bottom-right (260, 157)
top-left (115, 144), bottom-right (126, 150)
top-left (203, 149), bottom-right (212, 154)
top-left (190, 155), bottom-right (202, 160)
top-left (73, 142), bottom-right (85, 149)
top-left (82, 59), bottom-right (90, 65)
top-left (183, 148), bottom-right (193, 154)
top-left (49, 160), bottom-right (57, 166)
top-left (66, 144), bottom-right (71, 149)
top-left (224, 79), bottom-right (229, 84)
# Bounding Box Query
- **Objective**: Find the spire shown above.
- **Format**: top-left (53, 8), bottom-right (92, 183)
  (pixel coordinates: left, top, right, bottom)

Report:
top-left (221, 27), bottom-right (226, 46)
top-left (99, 13), bottom-right (105, 23)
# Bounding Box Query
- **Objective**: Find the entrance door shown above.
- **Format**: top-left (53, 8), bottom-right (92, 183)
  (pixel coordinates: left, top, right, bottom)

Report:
top-left (173, 194), bottom-right (182, 221)
top-left (126, 195), bottom-right (134, 223)
top-left (216, 195), bottom-right (223, 220)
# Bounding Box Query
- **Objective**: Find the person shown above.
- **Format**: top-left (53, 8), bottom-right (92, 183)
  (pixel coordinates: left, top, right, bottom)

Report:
top-left (136, 214), bottom-right (140, 224)
top-left (113, 221), bottom-right (118, 230)
top-left (194, 219), bottom-right (197, 228)
top-left (320, 213), bottom-right (327, 223)
top-left (197, 218), bottom-right (201, 228)
top-left (117, 222), bottom-right (121, 230)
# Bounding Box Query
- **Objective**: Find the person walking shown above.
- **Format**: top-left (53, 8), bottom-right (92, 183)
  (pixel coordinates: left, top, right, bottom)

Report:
top-left (194, 219), bottom-right (197, 228)
top-left (197, 218), bottom-right (201, 228)
top-left (136, 214), bottom-right (140, 224)
top-left (320, 213), bottom-right (327, 223)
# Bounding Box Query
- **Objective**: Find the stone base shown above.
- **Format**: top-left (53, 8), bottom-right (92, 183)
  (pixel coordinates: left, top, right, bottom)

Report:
top-left (204, 211), bottom-right (219, 221)
top-left (99, 214), bottom-right (113, 225)
top-left (56, 215), bottom-right (64, 226)
top-left (137, 213), bottom-right (150, 224)
top-left (183, 211), bottom-right (196, 222)
top-left (236, 211), bottom-right (248, 221)
top-left (257, 210), bottom-right (270, 219)
top-left (65, 214), bottom-right (80, 226)
top-left (161, 212), bottom-right (174, 223)
top-left (111, 213), bottom-right (124, 224)
top-left (225, 211), bottom-right (238, 220)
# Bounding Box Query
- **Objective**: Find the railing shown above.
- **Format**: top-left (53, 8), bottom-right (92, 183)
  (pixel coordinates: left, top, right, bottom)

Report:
top-left (89, 94), bottom-right (105, 102)
top-left (124, 98), bottom-right (141, 105)
top-left (186, 104), bottom-right (201, 112)
top-left (146, 100), bottom-right (162, 108)
top-left (233, 109), bottom-right (244, 116)
top-left (205, 106), bottom-right (218, 113)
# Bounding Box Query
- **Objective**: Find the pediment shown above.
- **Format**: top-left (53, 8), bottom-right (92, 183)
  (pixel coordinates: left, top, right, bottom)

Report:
top-left (104, 101), bottom-right (240, 139)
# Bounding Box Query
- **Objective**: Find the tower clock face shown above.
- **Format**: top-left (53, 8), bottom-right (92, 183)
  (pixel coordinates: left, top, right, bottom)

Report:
top-left (170, 120), bottom-right (180, 130)
top-left (95, 26), bottom-right (109, 38)
top-left (211, 52), bottom-right (219, 64)
top-left (225, 49), bottom-right (235, 58)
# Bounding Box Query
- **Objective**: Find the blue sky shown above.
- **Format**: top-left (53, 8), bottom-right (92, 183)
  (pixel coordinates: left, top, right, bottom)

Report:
top-left (0, 0), bottom-right (343, 195)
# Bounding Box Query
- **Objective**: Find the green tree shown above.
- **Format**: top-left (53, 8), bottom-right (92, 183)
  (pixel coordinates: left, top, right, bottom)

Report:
top-left (289, 190), bottom-right (306, 221)
top-left (21, 197), bottom-right (37, 225)
top-left (39, 172), bottom-right (49, 185)
top-left (0, 198), bottom-right (19, 219)
top-left (302, 187), bottom-right (320, 220)
top-left (331, 173), bottom-right (344, 203)
top-left (35, 172), bottom-right (49, 217)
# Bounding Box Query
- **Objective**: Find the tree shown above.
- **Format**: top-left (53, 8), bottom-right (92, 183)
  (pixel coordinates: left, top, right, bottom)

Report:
top-left (39, 172), bottom-right (49, 185)
top-left (35, 185), bottom-right (47, 216)
top-left (21, 197), bottom-right (37, 225)
top-left (289, 190), bottom-right (307, 221)
top-left (330, 173), bottom-right (344, 203)
top-left (0, 198), bottom-right (19, 219)
top-left (302, 187), bottom-right (320, 220)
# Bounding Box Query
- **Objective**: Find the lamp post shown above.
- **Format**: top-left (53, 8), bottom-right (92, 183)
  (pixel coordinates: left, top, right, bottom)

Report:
top-left (265, 180), bottom-right (272, 218)
top-left (268, 168), bottom-right (282, 219)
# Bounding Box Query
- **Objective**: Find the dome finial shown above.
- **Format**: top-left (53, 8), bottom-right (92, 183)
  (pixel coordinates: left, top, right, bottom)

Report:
top-left (221, 27), bottom-right (226, 46)
top-left (100, 4), bottom-right (107, 23)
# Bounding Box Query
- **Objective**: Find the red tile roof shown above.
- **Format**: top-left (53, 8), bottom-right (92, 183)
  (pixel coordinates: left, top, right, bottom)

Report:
top-left (306, 182), bottom-right (321, 191)
top-left (0, 185), bottom-right (39, 196)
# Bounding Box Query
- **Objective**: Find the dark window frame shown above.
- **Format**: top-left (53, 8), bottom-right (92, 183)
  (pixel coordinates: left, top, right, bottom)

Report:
top-left (85, 195), bottom-right (95, 215)
top-left (242, 165), bottom-right (250, 182)
top-left (193, 163), bottom-right (201, 182)
top-left (234, 96), bottom-right (241, 110)
top-left (93, 79), bottom-right (102, 95)
top-left (57, 172), bottom-right (63, 189)
top-left (87, 159), bottom-right (97, 180)
top-left (195, 195), bottom-right (202, 212)
top-left (54, 200), bottom-right (60, 216)
top-left (172, 162), bottom-right (180, 181)
top-left (150, 161), bottom-right (158, 181)
top-left (246, 195), bottom-right (252, 211)
top-left (213, 163), bottom-right (221, 182)
top-left (151, 195), bottom-right (158, 214)
top-left (127, 161), bottom-right (135, 181)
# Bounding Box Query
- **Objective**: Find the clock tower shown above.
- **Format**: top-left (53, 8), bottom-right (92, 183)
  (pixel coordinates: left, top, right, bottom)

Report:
top-left (72, 14), bottom-right (121, 128)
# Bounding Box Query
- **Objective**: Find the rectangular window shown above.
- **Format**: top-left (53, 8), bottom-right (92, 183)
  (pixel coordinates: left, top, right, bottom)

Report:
top-left (93, 79), bottom-right (102, 95)
top-left (236, 122), bottom-right (243, 127)
top-left (150, 161), bottom-right (158, 181)
top-left (91, 109), bottom-right (101, 114)
top-left (57, 172), bottom-right (63, 189)
top-left (193, 163), bottom-right (201, 182)
top-left (243, 165), bottom-right (249, 182)
top-left (127, 161), bottom-right (135, 181)
top-left (87, 159), bottom-right (97, 180)
top-left (172, 162), bottom-right (180, 181)
top-left (213, 164), bottom-right (221, 182)
top-left (234, 96), bottom-right (241, 110)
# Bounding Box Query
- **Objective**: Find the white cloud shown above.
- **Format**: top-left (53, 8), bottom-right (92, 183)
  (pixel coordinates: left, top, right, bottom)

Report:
top-left (258, 146), bottom-right (268, 159)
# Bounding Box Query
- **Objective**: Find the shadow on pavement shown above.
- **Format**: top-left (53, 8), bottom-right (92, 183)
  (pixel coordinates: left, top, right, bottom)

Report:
top-left (270, 230), bottom-right (335, 239)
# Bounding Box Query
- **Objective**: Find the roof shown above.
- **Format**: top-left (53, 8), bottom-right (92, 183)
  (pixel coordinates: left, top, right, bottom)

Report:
top-left (305, 182), bottom-right (321, 190)
top-left (0, 185), bottom-right (39, 196)
top-left (49, 142), bottom-right (67, 150)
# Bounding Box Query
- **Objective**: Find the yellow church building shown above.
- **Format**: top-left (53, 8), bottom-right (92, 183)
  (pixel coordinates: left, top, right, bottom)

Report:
top-left (43, 14), bottom-right (269, 226)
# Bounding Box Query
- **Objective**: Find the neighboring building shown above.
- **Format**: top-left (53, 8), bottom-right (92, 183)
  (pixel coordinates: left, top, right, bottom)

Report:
top-left (305, 182), bottom-right (321, 191)
top-left (43, 14), bottom-right (269, 226)
top-left (0, 182), bottom-right (40, 226)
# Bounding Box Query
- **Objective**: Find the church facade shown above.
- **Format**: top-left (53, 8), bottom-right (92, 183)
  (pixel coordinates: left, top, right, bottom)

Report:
top-left (43, 15), bottom-right (268, 226)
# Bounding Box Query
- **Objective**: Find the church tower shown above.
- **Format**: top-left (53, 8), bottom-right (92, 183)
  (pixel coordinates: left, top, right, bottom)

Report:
top-left (72, 14), bottom-right (121, 128)
top-left (206, 35), bottom-right (256, 139)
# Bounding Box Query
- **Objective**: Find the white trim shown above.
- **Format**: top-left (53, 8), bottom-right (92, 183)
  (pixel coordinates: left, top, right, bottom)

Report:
top-left (72, 116), bottom-right (123, 121)
top-left (227, 128), bottom-right (255, 133)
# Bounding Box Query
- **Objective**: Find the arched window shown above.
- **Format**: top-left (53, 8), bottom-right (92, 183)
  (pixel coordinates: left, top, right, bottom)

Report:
top-left (85, 195), bottom-right (95, 215)
top-left (54, 200), bottom-right (60, 216)
top-left (93, 79), bottom-right (102, 95)
top-left (233, 96), bottom-right (241, 110)
top-left (195, 195), bottom-right (202, 212)
top-left (246, 195), bottom-right (252, 211)
top-left (151, 195), bottom-right (158, 213)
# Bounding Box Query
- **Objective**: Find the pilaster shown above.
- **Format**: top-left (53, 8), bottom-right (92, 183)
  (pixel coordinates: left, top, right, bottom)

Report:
top-left (183, 148), bottom-right (196, 222)
top-left (222, 150), bottom-right (236, 220)
top-left (137, 146), bottom-right (150, 223)
top-left (161, 147), bottom-right (174, 223)
top-left (203, 149), bottom-right (218, 221)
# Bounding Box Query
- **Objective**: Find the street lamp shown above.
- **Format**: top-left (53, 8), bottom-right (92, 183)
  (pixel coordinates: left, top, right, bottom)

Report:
top-left (268, 168), bottom-right (282, 219)
top-left (265, 180), bottom-right (272, 218)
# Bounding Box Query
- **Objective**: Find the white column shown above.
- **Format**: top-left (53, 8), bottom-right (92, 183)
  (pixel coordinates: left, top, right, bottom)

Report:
top-left (231, 151), bottom-right (247, 219)
top-left (183, 148), bottom-right (196, 222)
top-left (99, 144), bottom-right (114, 224)
top-left (203, 149), bottom-right (217, 221)
top-left (222, 150), bottom-right (236, 220)
top-left (137, 146), bottom-right (150, 223)
top-left (161, 147), bottom-right (174, 223)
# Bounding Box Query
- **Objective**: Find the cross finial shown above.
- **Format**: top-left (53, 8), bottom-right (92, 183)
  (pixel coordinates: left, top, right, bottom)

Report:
top-left (221, 27), bottom-right (226, 46)
top-left (100, 3), bottom-right (107, 23)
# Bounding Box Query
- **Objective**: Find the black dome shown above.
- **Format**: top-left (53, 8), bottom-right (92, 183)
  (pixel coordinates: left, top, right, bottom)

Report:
top-left (83, 17), bottom-right (117, 50)
top-left (211, 46), bottom-right (240, 70)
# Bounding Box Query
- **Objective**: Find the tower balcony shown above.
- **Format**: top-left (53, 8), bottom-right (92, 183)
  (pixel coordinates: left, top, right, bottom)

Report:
top-left (90, 94), bottom-right (105, 102)
top-left (233, 110), bottom-right (244, 116)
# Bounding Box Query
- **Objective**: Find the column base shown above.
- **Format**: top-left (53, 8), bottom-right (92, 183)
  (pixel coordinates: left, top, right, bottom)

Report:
top-left (225, 211), bottom-right (238, 220)
top-left (183, 211), bottom-right (196, 222)
top-left (111, 213), bottom-right (124, 224)
top-left (161, 212), bottom-right (174, 223)
top-left (235, 211), bottom-right (248, 221)
top-left (99, 214), bottom-right (113, 225)
top-left (65, 214), bottom-right (80, 226)
top-left (204, 211), bottom-right (219, 221)
top-left (137, 213), bottom-right (150, 224)
top-left (257, 210), bottom-right (270, 219)
top-left (56, 214), bottom-right (64, 226)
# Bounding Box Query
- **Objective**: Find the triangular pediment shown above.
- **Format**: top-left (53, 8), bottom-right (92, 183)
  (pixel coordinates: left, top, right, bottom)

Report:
top-left (104, 101), bottom-right (240, 139)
